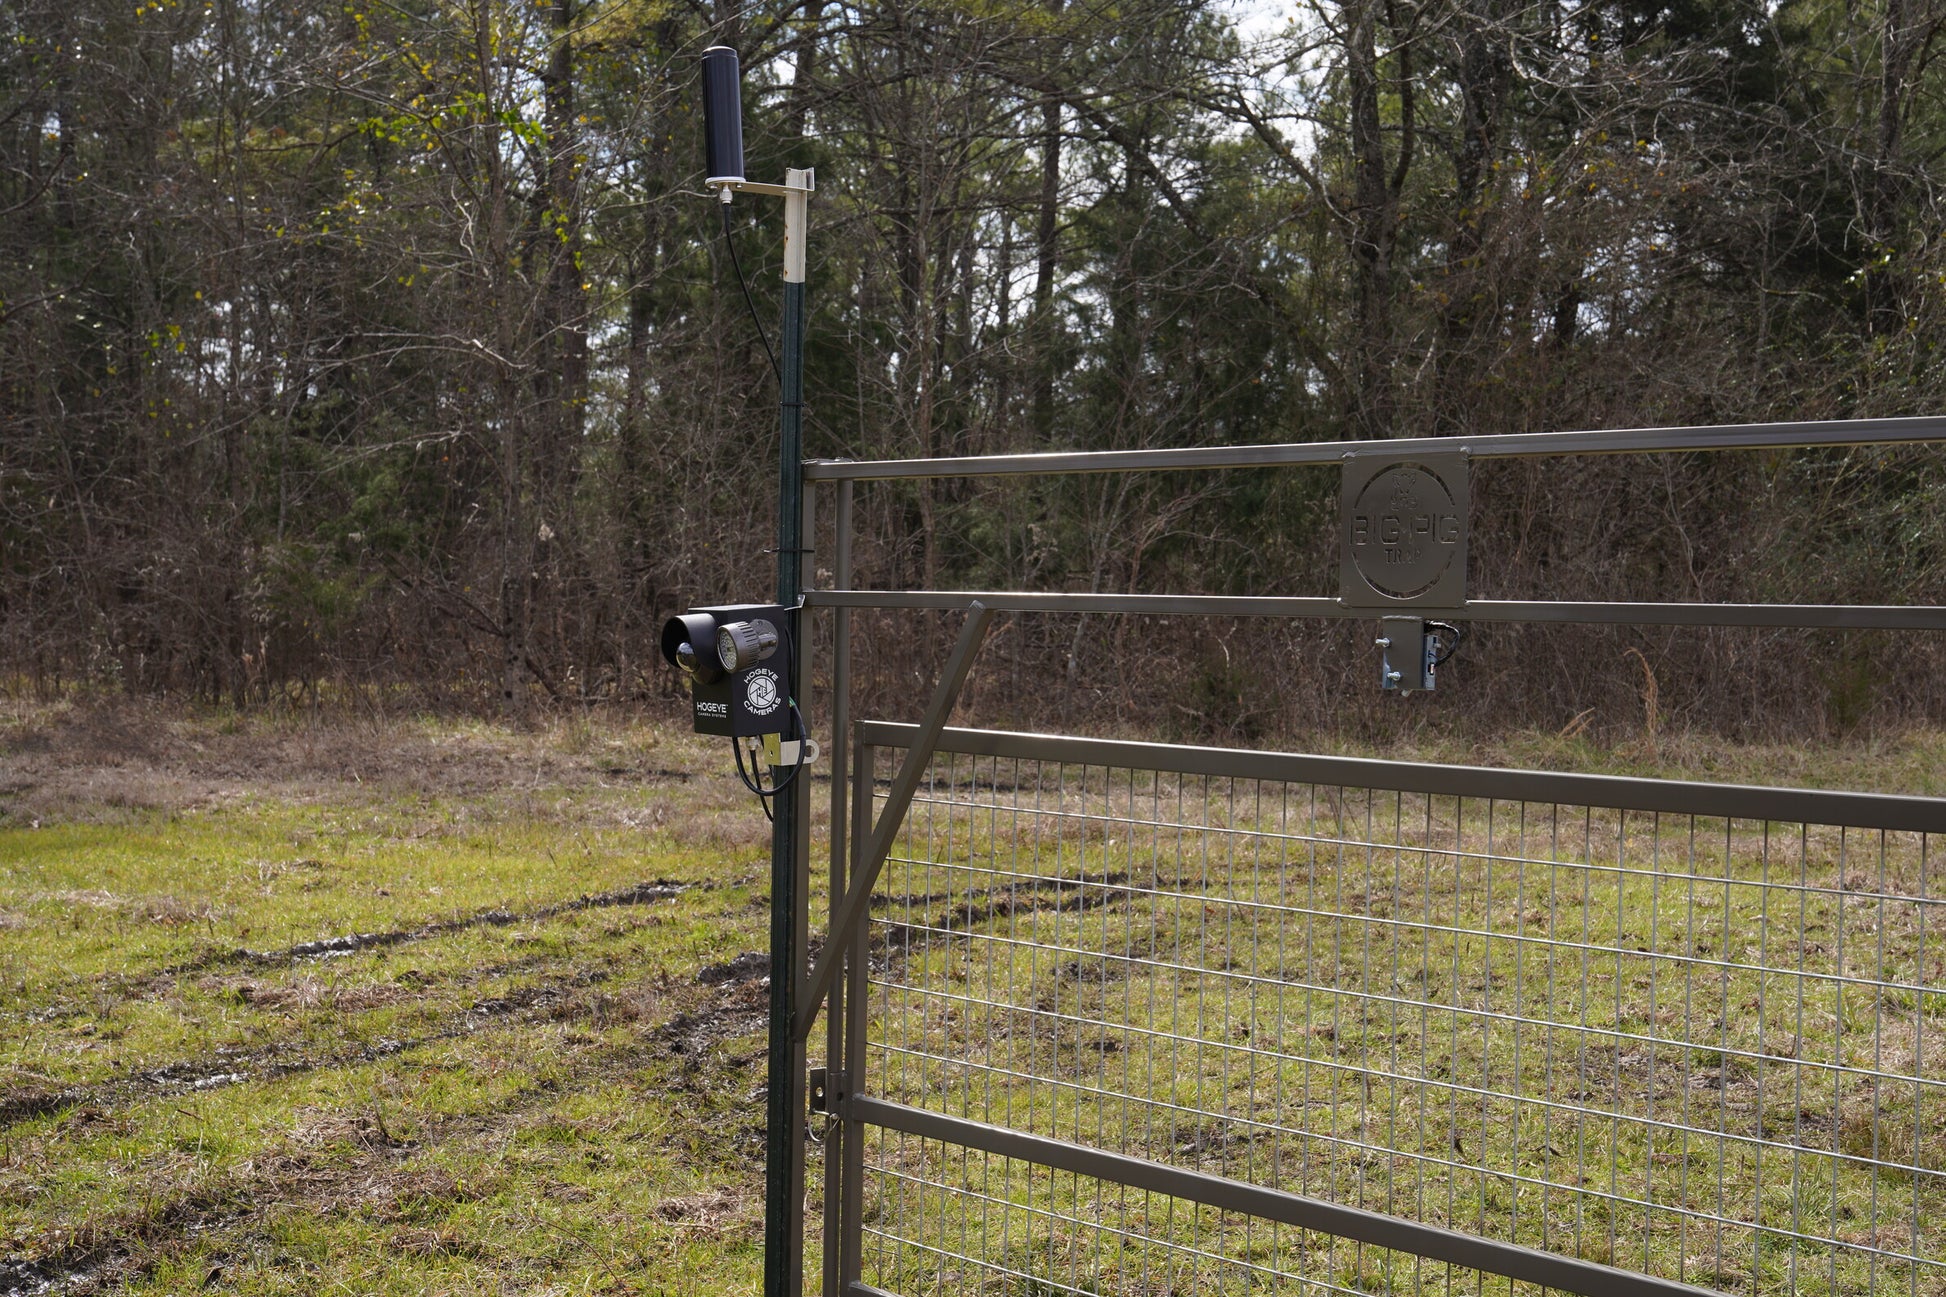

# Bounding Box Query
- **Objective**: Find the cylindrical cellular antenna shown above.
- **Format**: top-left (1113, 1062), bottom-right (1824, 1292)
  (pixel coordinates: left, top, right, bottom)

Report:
top-left (701, 45), bottom-right (745, 187)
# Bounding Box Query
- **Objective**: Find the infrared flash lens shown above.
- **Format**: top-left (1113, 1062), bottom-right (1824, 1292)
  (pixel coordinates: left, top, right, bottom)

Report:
top-left (715, 619), bottom-right (779, 673)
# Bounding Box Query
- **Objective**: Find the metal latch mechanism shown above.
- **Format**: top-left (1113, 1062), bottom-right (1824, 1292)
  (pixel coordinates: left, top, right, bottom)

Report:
top-left (1376, 617), bottom-right (1462, 693)
top-left (809, 1066), bottom-right (838, 1114)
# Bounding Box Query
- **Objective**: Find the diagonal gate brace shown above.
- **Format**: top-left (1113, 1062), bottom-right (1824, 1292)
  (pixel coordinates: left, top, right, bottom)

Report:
top-left (796, 601), bottom-right (992, 1041)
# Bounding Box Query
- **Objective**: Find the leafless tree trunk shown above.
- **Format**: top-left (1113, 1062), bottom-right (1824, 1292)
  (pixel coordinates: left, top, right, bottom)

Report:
top-left (1345, 0), bottom-right (1415, 437)
top-left (1032, 94), bottom-right (1063, 442)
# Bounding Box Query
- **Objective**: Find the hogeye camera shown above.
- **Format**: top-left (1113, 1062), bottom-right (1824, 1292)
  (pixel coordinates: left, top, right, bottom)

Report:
top-left (660, 604), bottom-right (794, 738)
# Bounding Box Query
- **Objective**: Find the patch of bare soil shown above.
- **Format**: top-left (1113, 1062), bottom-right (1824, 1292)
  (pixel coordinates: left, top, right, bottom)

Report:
top-left (651, 1187), bottom-right (746, 1237)
top-left (696, 951), bottom-right (770, 986)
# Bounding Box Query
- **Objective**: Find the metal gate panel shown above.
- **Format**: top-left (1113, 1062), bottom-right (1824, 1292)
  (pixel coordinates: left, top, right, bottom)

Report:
top-left (833, 725), bottom-right (1946, 1297)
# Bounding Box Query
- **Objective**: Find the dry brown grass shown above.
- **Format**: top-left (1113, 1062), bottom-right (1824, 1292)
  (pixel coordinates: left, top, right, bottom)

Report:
top-left (0, 697), bottom-right (735, 828)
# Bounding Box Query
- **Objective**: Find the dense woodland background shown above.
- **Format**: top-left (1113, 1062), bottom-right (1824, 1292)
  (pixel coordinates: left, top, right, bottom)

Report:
top-left (3, 0), bottom-right (1946, 738)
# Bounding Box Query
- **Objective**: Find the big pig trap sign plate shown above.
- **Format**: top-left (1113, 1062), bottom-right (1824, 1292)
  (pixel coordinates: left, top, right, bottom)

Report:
top-left (1339, 452), bottom-right (1468, 611)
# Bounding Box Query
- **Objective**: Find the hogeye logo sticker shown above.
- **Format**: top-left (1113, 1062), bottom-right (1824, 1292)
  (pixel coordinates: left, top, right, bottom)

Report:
top-left (743, 667), bottom-right (783, 718)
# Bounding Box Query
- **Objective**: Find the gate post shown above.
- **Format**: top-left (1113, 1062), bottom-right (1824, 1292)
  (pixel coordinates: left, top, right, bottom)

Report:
top-left (765, 167), bottom-right (814, 1297)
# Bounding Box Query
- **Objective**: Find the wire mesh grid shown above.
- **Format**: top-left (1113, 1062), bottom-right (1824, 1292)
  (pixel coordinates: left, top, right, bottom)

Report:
top-left (846, 741), bottom-right (1945, 1297)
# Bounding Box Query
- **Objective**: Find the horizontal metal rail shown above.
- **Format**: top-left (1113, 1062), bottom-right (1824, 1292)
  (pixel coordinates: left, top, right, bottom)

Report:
top-left (856, 722), bottom-right (1946, 832)
top-left (807, 589), bottom-right (1946, 630)
top-left (803, 414), bottom-right (1946, 481)
top-left (849, 1095), bottom-right (1729, 1297)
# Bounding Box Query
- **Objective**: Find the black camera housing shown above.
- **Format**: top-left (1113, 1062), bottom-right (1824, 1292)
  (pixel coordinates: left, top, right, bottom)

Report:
top-left (660, 603), bottom-right (794, 737)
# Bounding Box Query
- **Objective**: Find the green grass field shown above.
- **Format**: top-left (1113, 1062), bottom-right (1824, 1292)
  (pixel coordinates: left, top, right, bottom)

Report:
top-left (3, 702), bottom-right (1942, 1296)
top-left (0, 703), bottom-right (788, 1295)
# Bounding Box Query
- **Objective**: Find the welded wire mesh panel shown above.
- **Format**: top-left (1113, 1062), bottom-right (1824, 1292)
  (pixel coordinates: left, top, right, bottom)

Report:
top-left (860, 1132), bottom-right (1573, 1296)
top-left (850, 737), bottom-right (1945, 1297)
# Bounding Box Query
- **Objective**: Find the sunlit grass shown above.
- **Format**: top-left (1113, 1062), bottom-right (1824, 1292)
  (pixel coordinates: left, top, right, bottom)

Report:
top-left (3, 705), bottom-right (1941, 1295)
top-left (0, 709), bottom-right (779, 1294)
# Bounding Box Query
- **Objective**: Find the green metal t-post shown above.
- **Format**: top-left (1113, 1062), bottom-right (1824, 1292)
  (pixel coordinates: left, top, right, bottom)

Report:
top-left (766, 165), bottom-right (814, 1297)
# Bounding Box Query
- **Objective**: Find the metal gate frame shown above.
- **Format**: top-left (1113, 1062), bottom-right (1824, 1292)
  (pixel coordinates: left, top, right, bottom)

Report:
top-left (775, 416), bottom-right (1946, 1297)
